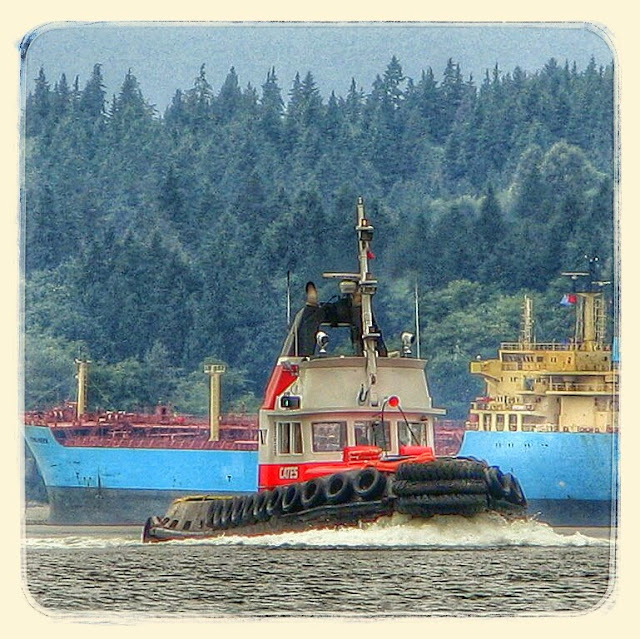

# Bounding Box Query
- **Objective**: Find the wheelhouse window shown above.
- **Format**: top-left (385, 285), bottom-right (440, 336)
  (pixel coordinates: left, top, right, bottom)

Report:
top-left (312, 421), bottom-right (346, 452)
top-left (277, 421), bottom-right (302, 454)
top-left (355, 421), bottom-right (391, 450)
top-left (398, 421), bottom-right (427, 447)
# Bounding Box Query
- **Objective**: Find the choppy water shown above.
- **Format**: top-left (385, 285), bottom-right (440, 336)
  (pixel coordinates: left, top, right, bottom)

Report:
top-left (23, 513), bottom-right (615, 619)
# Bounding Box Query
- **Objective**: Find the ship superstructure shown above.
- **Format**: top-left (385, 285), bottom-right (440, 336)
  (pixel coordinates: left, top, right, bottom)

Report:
top-left (257, 197), bottom-right (445, 489)
top-left (459, 262), bottom-right (619, 526)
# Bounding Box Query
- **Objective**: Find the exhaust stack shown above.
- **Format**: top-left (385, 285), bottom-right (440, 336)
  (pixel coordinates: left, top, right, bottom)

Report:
top-left (204, 363), bottom-right (226, 441)
top-left (74, 359), bottom-right (90, 420)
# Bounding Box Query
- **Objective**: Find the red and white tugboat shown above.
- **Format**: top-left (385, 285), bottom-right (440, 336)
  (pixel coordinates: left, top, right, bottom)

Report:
top-left (142, 198), bottom-right (526, 542)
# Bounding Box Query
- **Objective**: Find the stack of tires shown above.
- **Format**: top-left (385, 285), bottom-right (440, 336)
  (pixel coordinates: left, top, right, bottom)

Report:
top-left (392, 458), bottom-right (490, 517)
top-left (392, 457), bottom-right (527, 518)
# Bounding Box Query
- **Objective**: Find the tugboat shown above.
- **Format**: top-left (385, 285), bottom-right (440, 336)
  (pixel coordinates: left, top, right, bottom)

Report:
top-left (142, 198), bottom-right (527, 542)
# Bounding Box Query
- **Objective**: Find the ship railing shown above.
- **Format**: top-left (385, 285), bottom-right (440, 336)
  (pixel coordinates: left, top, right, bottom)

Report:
top-left (471, 401), bottom-right (535, 411)
top-left (548, 382), bottom-right (612, 393)
top-left (500, 341), bottom-right (612, 352)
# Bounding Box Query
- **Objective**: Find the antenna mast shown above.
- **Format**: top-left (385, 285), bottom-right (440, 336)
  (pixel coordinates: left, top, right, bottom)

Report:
top-left (520, 295), bottom-right (534, 347)
top-left (414, 279), bottom-right (421, 358)
top-left (286, 270), bottom-right (291, 328)
top-left (356, 197), bottom-right (379, 386)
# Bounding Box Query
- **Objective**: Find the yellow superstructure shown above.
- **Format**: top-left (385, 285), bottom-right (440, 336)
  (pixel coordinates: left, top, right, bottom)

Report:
top-left (468, 287), bottom-right (619, 435)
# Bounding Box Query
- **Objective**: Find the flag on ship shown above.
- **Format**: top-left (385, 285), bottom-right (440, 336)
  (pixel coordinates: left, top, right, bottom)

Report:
top-left (560, 293), bottom-right (577, 306)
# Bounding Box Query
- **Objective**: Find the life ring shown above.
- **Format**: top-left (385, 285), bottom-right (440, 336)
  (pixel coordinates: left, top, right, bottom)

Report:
top-left (300, 478), bottom-right (326, 510)
top-left (323, 472), bottom-right (354, 505)
top-left (392, 478), bottom-right (488, 497)
top-left (281, 483), bottom-right (302, 514)
top-left (353, 467), bottom-right (387, 501)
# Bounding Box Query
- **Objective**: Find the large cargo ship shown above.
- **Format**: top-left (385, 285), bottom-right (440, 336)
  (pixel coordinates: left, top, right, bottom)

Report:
top-left (458, 265), bottom-right (619, 526)
top-left (24, 362), bottom-right (258, 524)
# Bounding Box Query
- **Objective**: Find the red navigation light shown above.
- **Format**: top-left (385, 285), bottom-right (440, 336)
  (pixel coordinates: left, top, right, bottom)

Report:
top-left (387, 395), bottom-right (400, 408)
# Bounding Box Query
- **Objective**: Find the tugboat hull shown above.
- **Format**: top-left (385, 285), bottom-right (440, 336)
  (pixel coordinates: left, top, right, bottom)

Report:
top-left (142, 460), bottom-right (527, 542)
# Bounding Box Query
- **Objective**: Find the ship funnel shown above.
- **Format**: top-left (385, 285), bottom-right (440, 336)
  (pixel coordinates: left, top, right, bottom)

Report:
top-left (204, 363), bottom-right (226, 441)
top-left (74, 359), bottom-right (90, 420)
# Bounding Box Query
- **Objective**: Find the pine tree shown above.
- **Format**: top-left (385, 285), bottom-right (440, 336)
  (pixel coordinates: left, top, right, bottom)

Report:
top-left (260, 67), bottom-right (284, 143)
top-left (216, 67), bottom-right (242, 122)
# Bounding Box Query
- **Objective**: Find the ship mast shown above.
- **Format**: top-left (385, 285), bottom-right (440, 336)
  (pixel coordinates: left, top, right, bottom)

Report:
top-left (520, 295), bottom-right (534, 347)
top-left (355, 197), bottom-right (380, 387)
top-left (562, 257), bottom-right (610, 351)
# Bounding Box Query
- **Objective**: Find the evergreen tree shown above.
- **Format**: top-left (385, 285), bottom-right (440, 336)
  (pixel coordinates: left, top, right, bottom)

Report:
top-left (260, 67), bottom-right (284, 140)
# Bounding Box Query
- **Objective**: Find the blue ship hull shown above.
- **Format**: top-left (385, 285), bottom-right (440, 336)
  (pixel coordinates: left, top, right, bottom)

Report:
top-left (458, 431), bottom-right (619, 526)
top-left (24, 425), bottom-right (258, 524)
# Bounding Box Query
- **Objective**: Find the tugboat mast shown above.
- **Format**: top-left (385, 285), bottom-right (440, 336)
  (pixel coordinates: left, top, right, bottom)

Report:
top-left (355, 197), bottom-right (380, 388)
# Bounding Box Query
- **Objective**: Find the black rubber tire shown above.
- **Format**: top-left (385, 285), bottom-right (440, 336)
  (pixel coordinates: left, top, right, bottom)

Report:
top-left (205, 500), bottom-right (219, 527)
top-left (252, 491), bottom-right (270, 522)
top-left (219, 498), bottom-right (234, 528)
top-left (323, 472), bottom-right (354, 505)
top-left (484, 466), bottom-right (505, 499)
top-left (211, 500), bottom-right (227, 529)
top-left (392, 478), bottom-right (488, 497)
top-left (266, 486), bottom-right (284, 518)
top-left (230, 496), bottom-right (245, 527)
top-left (353, 467), bottom-right (388, 501)
top-left (300, 478), bottom-right (326, 510)
top-left (501, 473), bottom-right (527, 506)
top-left (396, 458), bottom-right (486, 482)
top-left (396, 493), bottom-right (488, 517)
top-left (281, 483), bottom-right (302, 514)
top-left (241, 494), bottom-right (257, 526)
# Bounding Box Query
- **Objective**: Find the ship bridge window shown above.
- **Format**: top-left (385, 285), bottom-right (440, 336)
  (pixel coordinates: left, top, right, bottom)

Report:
top-left (312, 421), bottom-right (346, 452)
top-left (495, 415), bottom-right (505, 431)
top-left (277, 421), bottom-right (303, 454)
top-left (355, 420), bottom-right (391, 450)
top-left (398, 421), bottom-right (427, 446)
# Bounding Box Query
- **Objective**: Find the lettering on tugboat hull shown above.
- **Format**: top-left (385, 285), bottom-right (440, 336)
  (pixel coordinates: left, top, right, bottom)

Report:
top-left (279, 466), bottom-right (299, 480)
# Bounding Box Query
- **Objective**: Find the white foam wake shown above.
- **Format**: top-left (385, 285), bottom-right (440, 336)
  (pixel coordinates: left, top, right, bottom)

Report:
top-left (24, 513), bottom-right (612, 549)
top-left (24, 535), bottom-right (142, 549)
top-left (204, 513), bottom-right (611, 548)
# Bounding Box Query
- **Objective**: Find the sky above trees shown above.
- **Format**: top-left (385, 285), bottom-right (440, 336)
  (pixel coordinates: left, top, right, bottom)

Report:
top-left (22, 23), bottom-right (613, 112)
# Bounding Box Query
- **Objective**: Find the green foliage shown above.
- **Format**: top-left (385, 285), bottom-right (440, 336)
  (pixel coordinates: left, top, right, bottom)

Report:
top-left (24, 331), bottom-right (86, 409)
top-left (22, 56), bottom-right (616, 418)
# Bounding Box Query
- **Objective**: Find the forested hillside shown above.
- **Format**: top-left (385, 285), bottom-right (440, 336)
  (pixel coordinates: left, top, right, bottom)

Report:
top-left (23, 56), bottom-right (616, 418)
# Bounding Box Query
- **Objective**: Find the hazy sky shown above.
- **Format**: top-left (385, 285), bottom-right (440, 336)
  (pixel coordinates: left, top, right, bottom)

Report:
top-left (22, 22), bottom-right (614, 112)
